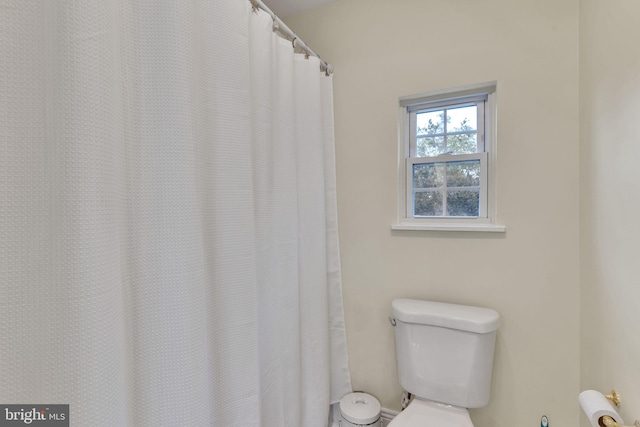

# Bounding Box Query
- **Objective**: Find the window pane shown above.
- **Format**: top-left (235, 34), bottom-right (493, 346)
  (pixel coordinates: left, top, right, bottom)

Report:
top-left (447, 133), bottom-right (477, 155)
top-left (447, 190), bottom-right (480, 216)
top-left (416, 136), bottom-right (445, 157)
top-left (414, 191), bottom-right (443, 216)
top-left (416, 110), bottom-right (444, 136)
top-left (446, 161), bottom-right (481, 187)
top-left (447, 105), bottom-right (477, 131)
top-left (413, 163), bottom-right (444, 188)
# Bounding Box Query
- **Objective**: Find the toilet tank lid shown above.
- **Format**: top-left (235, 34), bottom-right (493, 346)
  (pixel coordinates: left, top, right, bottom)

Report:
top-left (392, 299), bottom-right (500, 333)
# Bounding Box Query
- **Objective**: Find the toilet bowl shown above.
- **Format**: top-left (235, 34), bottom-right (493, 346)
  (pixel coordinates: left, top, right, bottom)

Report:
top-left (388, 399), bottom-right (473, 427)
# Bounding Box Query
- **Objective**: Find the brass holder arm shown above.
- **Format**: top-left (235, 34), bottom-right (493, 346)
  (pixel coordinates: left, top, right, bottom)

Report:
top-left (600, 416), bottom-right (640, 427)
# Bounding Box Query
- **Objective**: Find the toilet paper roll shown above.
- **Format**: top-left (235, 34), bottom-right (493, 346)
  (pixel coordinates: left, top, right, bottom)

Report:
top-left (579, 390), bottom-right (624, 427)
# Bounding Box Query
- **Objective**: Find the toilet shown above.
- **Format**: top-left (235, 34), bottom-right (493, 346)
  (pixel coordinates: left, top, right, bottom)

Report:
top-left (389, 298), bottom-right (500, 427)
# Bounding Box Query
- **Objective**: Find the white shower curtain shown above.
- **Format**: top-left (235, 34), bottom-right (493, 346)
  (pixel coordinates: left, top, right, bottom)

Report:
top-left (0, 1), bottom-right (351, 426)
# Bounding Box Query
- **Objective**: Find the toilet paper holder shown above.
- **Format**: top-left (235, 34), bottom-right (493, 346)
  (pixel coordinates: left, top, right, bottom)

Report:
top-left (605, 391), bottom-right (621, 408)
top-left (601, 390), bottom-right (640, 427)
top-left (600, 415), bottom-right (640, 427)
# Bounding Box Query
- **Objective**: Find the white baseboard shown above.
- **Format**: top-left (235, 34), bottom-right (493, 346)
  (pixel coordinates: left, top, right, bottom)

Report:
top-left (380, 407), bottom-right (399, 426)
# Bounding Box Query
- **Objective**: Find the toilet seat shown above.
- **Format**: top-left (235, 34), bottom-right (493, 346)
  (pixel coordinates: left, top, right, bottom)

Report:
top-left (387, 398), bottom-right (474, 427)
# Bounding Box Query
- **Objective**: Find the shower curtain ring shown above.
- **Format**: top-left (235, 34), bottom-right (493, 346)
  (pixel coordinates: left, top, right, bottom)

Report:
top-left (292, 37), bottom-right (297, 49)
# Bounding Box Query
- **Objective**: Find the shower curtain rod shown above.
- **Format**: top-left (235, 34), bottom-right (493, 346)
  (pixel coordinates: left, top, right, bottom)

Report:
top-left (250, 0), bottom-right (334, 75)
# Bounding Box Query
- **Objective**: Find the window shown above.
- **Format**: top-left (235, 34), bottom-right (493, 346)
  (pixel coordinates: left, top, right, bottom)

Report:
top-left (394, 84), bottom-right (504, 232)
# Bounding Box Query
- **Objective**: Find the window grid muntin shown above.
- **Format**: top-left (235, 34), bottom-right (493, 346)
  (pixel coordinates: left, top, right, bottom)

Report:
top-left (412, 159), bottom-right (480, 217)
top-left (414, 105), bottom-right (480, 155)
top-left (407, 153), bottom-right (487, 218)
top-left (409, 95), bottom-right (487, 158)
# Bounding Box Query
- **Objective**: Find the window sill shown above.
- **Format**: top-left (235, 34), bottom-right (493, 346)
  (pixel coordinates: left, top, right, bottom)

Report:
top-left (391, 223), bottom-right (506, 232)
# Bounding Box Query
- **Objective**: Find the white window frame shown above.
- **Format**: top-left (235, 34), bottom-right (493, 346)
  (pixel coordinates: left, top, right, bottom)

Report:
top-left (393, 83), bottom-right (505, 232)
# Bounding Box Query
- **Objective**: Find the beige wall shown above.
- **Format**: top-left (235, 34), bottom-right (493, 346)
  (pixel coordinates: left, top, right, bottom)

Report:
top-left (580, 1), bottom-right (640, 425)
top-left (286, 1), bottom-right (580, 426)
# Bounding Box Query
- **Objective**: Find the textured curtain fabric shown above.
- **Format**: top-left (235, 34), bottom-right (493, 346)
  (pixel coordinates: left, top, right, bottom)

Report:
top-left (0, 1), bottom-right (351, 425)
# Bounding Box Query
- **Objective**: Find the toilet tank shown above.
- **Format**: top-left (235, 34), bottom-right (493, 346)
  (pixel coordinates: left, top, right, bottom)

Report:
top-left (391, 299), bottom-right (500, 408)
